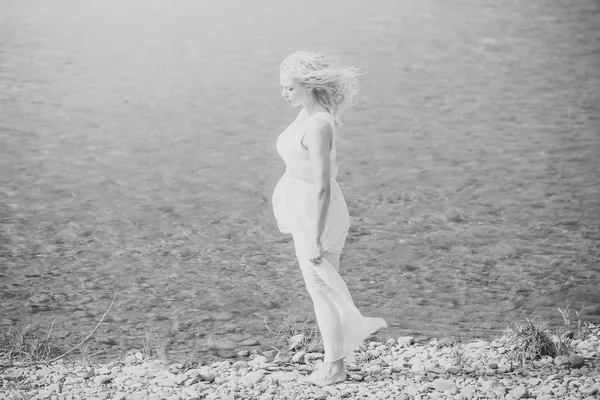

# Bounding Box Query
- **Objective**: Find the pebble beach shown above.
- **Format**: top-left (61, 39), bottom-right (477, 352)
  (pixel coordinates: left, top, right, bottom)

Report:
top-left (2, 324), bottom-right (598, 400)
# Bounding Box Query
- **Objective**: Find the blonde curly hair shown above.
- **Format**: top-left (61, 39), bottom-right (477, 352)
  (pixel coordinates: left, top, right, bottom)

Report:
top-left (280, 51), bottom-right (363, 127)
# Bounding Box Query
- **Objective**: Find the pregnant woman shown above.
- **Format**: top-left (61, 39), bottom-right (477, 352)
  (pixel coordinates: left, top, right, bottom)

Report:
top-left (272, 50), bottom-right (387, 386)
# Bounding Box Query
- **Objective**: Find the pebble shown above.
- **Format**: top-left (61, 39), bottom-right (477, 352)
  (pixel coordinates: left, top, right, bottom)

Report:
top-left (569, 352), bottom-right (585, 368)
top-left (2, 324), bottom-right (598, 400)
top-left (397, 336), bottom-right (415, 347)
top-left (555, 355), bottom-right (570, 366)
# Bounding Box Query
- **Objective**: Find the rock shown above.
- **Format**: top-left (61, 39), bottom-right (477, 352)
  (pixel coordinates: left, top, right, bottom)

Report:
top-left (181, 387), bottom-right (201, 399)
top-left (446, 366), bottom-right (461, 375)
top-left (312, 388), bottom-right (327, 399)
top-left (93, 375), bottom-right (112, 386)
top-left (292, 350), bottom-right (307, 363)
top-left (367, 365), bottom-right (382, 375)
top-left (198, 367), bottom-right (216, 382)
top-left (95, 336), bottom-right (118, 345)
top-left (397, 336), bottom-right (415, 347)
top-left (349, 374), bottom-right (363, 381)
top-left (569, 353), bottom-right (585, 367)
top-left (426, 366), bottom-right (445, 374)
top-left (237, 349), bottom-right (250, 357)
top-left (288, 333), bottom-right (305, 350)
top-left (386, 338), bottom-right (396, 346)
top-left (262, 350), bottom-right (276, 358)
top-left (95, 367), bottom-right (111, 375)
top-left (232, 360), bottom-right (248, 369)
top-left (555, 355), bottom-right (570, 366)
top-left (487, 362), bottom-right (498, 369)
top-left (175, 373), bottom-right (188, 385)
top-left (248, 355), bottom-right (268, 367)
top-left (580, 386), bottom-right (598, 396)
top-left (527, 377), bottom-right (541, 386)
top-left (273, 352), bottom-right (291, 364)
top-left (482, 381), bottom-right (504, 392)
top-left (124, 355), bottom-right (137, 365)
top-left (123, 366), bottom-right (148, 377)
top-left (433, 379), bottom-right (457, 392)
top-left (47, 383), bottom-right (62, 394)
top-left (240, 370), bottom-right (265, 388)
top-left (510, 386), bottom-right (528, 400)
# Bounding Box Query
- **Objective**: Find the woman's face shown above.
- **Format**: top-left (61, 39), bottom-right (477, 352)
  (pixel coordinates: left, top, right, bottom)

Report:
top-left (280, 70), bottom-right (309, 108)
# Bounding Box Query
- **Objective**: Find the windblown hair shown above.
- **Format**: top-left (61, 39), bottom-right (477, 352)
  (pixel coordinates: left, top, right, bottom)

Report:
top-left (280, 51), bottom-right (363, 127)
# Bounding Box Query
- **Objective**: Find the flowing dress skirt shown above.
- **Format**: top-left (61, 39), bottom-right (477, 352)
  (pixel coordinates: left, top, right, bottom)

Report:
top-left (272, 172), bottom-right (387, 362)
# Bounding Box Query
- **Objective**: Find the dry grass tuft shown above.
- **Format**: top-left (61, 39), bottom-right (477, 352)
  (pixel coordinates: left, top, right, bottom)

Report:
top-left (499, 316), bottom-right (571, 366)
top-left (0, 323), bottom-right (61, 363)
top-left (263, 313), bottom-right (323, 355)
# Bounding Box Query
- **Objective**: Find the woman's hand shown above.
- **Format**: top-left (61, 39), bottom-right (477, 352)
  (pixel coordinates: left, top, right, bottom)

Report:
top-left (307, 240), bottom-right (323, 266)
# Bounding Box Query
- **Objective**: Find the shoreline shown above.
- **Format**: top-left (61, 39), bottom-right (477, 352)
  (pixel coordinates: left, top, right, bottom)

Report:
top-left (2, 323), bottom-right (598, 400)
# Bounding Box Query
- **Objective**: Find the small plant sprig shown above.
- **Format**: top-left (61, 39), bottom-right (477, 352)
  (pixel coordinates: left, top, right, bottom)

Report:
top-left (557, 305), bottom-right (590, 340)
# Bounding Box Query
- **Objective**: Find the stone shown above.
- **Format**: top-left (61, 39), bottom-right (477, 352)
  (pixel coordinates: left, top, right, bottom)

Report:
top-left (240, 370), bottom-right (265, 388)
top-left (123, 366), bottom-right (148, 377)
top-left (198, 367), bottom-right (216, 382)
top-left (47, 383), bottom-right (62, 394)
top-left (555, 356), bottom-right (570, 366)
top-left (397, 336), bottom-right (415, 347)
top-left (175, 373), bottom-right (188, 385)
top-left (446, 366), bottom-right (461, 375)
top-left (292, 350), bottom-right (307, 363)
top-left (273, 352), bottom-right (291, 364)
top-left (386, 338), bottom-right (397, 346)
top-left (288, 333), bottom-right (305, 350)
top-left (262, 350), bottom-right (276, 358)
top-left (95, 336), bottom-right (118, 345)
top-left (569, 353), bottom-right (584, 368)
top-left (510, 386), bottom-right (528, 400)
top-left (433, 379), bottom-right (456, 392)
top-left (350, 374), bottom-right (363, 381)
top-left (248, 355), bottom-right (268, 367)
top-left (482, 381), bottom-right (504, 392)
top-left (312, 388), bottom-right (327, 400)
top-left (181, 387), bottom-right (201, 399)
top-left (124, 355), bottom-right (137, 365)
top-left (487, 362), bottom-right (498, 369)
top-left (367, 365), bottom-right (382, 375)
top-left (527, 377), bottom-right (541, 386)
top-left (95, 367), bottom-right (111, 375)
top-left (232, 360), bottom-right (248, 369)
top-left (580, 386), bottom-right (598, 396)
top-left (93, 375), bottom-right (112, 386)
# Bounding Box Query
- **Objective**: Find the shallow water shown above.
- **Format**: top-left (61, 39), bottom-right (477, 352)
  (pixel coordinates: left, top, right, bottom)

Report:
top-left (1, 0), bottom-right (599, 362)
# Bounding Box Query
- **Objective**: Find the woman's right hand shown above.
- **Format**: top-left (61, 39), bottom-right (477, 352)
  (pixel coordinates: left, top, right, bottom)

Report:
top-left (306, 240), bottom-right (323, 266)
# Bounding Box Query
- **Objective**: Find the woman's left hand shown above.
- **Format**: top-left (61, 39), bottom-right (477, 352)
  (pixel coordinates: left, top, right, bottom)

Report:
top-left (307, 240), bottom-right (323, 266)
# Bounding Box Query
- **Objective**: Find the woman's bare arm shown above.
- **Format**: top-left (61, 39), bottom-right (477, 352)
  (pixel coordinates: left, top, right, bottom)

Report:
top-left (303, 119), bottom-right (333, 245)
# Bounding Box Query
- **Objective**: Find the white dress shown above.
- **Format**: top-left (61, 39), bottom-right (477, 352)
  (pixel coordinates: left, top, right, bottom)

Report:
top-left (272, 110), bottom-right (387, 363)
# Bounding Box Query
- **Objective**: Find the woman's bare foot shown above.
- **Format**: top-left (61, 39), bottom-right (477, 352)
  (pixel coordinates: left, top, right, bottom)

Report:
top-left (308, 359), bottom-right (347, 386)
